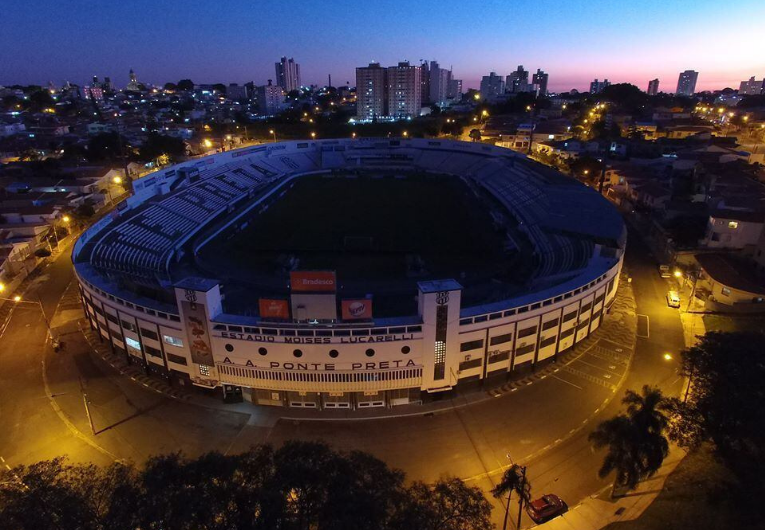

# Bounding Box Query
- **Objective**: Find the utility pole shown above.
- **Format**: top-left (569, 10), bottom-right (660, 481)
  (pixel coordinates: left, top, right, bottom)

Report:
top-left (79, 376), bottom-right (96, 435)
top-left (517, 465), bottom-right (527, 530)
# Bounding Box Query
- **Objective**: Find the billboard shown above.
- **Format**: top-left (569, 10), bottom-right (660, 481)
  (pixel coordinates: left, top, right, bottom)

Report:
top-left (342, 298), bottom-right (373, 320)
top-left (181, 300), bottom-right (215, 366)
top-left (290, 271), bottom-right (336, 292)
top-left (259, 298), bottom-right (290, 319)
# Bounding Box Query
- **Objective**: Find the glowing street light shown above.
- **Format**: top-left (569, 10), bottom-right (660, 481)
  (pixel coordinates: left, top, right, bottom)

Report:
top-left (310, 132), bottom-right (316, 139)
top-left (402, 131), bottom-right (408, 137)
top-left (663, 353), bottom-right (673, 361)
top-left (269, 129), bottom-right (277, 142)
top-left (481, 110), bottom-right (489, 117)
top-left (0, 282), bottom-right (5, 292)
top-left (674, 270), bottom-right (683, 278)
top-left (473, 93), bottom-right (481, 101)
top-left (113, 176), bottom-right (122, 185)
top-left (204, 139), bottom-right (213, 148)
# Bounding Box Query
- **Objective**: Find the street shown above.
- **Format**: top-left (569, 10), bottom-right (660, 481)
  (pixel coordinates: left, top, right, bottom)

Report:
top-left (0, 221), bottom-right (686, 529)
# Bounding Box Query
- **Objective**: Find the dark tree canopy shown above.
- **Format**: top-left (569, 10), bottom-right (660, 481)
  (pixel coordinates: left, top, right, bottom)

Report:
top-left (668, 332), bottom-right (765, 471)
top-left (139, 133), bottom-right (186, 162)
top-left (0, 442), bottom-right (494, 530)
top-left (176, 79), bottom-right (195, 92)
top-left (599, 83), bottom-right (648, 112)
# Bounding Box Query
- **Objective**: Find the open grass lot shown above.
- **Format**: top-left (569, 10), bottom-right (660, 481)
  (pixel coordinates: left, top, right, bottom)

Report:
top-left (202, 173), bottom-right (507, 281)
top-left (702, 314), bottom-right (765, 334)
top-left (604, 445), bottom-right (761, 530)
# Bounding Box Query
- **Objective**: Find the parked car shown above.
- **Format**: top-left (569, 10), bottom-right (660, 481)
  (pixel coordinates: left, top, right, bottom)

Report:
top-left (526, 494), bottom-right (568, 524)
top-left (658, 264), bottom-right (671, 278)
top-left (667, 290), bottom-right (681, 308)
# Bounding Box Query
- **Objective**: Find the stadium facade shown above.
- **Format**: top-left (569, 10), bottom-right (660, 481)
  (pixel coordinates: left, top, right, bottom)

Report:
top-left (73, 138), bottom-right (625, 409)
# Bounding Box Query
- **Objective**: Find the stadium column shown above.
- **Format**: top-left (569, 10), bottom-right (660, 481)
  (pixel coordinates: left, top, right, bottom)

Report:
top-left (174, 278), bottom-right (225, 394)
top-left (417, 280), bottom-right (463, 393)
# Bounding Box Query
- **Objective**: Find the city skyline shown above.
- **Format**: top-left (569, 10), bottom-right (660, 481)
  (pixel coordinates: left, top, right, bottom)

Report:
top-left (2, 0), bottom-right (764, 93)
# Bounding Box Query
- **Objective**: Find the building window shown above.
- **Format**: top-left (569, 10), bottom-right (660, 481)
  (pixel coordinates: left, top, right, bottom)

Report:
top-left (125, 337), bottom-right (141, 351)
top-left (199, 364), bottom-right (210, 376)
top-left (139, 328), bottom-right (158, 341)
top-left (517, 326), bottom-right (537, 338)
top-left (145, 346), bottom-right (162, 359)
top-left (490, 333), bottom-right (513, 346)
top-left (721, 287), bottom-right (731, 296)
top-left (163, 335), bottom-right (184, 348)
top-left (460, 339), bottom-right (484, 352)
top-left (121, 320), bottom-right (137, 332)
top-left (167, 353), bottom-right (187, 366)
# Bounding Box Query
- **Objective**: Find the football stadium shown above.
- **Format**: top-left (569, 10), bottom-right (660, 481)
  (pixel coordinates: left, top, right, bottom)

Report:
top-left (73, 138), bottom-right (626, 409)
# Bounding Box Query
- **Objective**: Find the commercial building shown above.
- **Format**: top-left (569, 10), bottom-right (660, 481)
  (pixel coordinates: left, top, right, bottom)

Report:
top-left (356, 62), bottom-right (388, 120)
top-left (647, 79), bottom-right (660, 96)
top-left (739, 76), bottom-right (764, 96)
top-left (506, 65), bottom-right (530, 93)
top-left (256, 80), bottom-right (283, 116)
top-left (532, 69), bottom-right (549, 96)
top-left (676, 70), bottom-right (698, 96)
top-left (589, 79), bottom-right (611, 94)
top-left (275, 57), bottom-right (301, 93)
top-left (429, 61), bottom-right (451, 107)
top-left (387, 61), bottom-right (421, 119)
top-left (480, 72), bottom-right (505, 101)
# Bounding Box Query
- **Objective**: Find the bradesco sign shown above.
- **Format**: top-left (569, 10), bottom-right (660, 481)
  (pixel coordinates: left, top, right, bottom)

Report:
top-left (290, 271), bottom-right (336, 292)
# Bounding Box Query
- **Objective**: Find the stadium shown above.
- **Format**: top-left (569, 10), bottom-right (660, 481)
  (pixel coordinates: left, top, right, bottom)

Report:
top-left (72, 138), bottom-right (626, 409)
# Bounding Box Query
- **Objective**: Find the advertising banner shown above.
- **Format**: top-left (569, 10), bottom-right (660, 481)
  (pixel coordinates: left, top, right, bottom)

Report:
top-left (341, 298), bottom-right (373, 320)
top-left (181, 300), bottom-right (215, 365)
top-left (259, 298), bottom-right (290, 319)
top-left (290, 271), bottom-right (337, 292)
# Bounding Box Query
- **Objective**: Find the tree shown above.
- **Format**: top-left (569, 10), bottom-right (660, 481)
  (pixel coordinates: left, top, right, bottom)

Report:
top-left (163, 82), bottom-right (177, 91)
top-left (600, 83), bottom-right (648, 113)
top-left (394, 478), bottom-right (493, 530)
top-left (469, 129), bottom-right (482, 142)
top-left (139, 133), bottom-right (186, 162)
top-left (589, 386), bottom-right (670, 494)
top-left (667, 332), bottom-right (765, 488)
top-left (176, 79), bottom-right (194, 92)
top-left (491, 464), bottom-right (530, 530)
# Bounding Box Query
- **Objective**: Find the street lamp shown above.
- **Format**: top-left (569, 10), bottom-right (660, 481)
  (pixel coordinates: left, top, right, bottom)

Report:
top-left (311, 132), bottom-right (316, 139)
top-left (1, 295), bottom-right (53, 340)
top-left (269, 129), bottom-right (276, 142)
top-left (402, 131), bottom-right (408, 137)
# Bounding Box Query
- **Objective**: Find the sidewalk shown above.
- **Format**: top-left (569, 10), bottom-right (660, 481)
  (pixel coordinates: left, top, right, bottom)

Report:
top-left (536, 447), bottom-right (686, 530)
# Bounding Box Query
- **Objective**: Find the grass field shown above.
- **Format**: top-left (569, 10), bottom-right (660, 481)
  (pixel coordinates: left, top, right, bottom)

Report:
top-left (201, 173), bottom-right (508, 281)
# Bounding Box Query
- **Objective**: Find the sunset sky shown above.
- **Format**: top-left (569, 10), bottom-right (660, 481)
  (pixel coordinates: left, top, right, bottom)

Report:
top-left (2, 0), bottom-right (763, 93)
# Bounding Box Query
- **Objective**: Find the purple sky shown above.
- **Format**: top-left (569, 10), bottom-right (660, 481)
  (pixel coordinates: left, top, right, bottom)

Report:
top-left (2, 0), bottom-right (763, 93)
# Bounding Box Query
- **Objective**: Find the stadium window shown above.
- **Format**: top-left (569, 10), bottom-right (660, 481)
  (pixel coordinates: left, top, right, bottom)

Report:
top-left (517, 326), bottom-right (537, 338)
top-left (460, 339), bottom-right (484, 352)
top-left (353, 329), bottom-right (370, 336)
top-left (407, 326), bottom-right (422, 333)
top-left (531, 303), bottom-right (541, 310)
top-left (229, 326), bottom-right (243, 333)
top-left (401, 346), bottom-right (410, 354)
top-left (474, 315), bottom-right (488, 323)
top-left (371, 328), bottom-right (387, 336)
top-left (563, 311), bottom-right (577, 322)
top-left (580, 302), bottom-right (592, 312)
top-left (145, 346), bottom-right (162, 358)
top-left (515, 344), bottom-right (535, 356)
top-left (329, 349), bottom-right (339, 358)
top-left (490, 333), bottom-right (513, 346)
top-left (365, 349), bottom-right (375, 357)
top-left (167, 353), bottom-right (182, 366)
top-left (540, 336), bottom-right (556, 348)
top-left (489, 312), bottom-right (503, 320)
top-left (333, 330), bottom-right (351, 337)
top-left (225, 344), bottom-right (234, 352)
top-left (389, 327), bottom-right (406, 334)
top-left (140, 328), bottom-right (159, 341)
top-left (125, 337), bottom-right (141, 350)
top-left (293, 349), bottom-right (303, 358)
top-left (459, 318), bottom-right (473, 326)
top-left (121, 320), bottom-right (137, 332)
top-left (279, 329), bottom-right (296, 336)
top-left (542, 318), bottom-right (559, 330)
top-left (258, 347), bottom-right (268, 356)
top-left (163, 335), bottom-right (184, 348)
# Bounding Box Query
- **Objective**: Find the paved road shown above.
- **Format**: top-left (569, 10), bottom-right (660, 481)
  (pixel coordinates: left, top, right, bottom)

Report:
top-left (0, 221), bottom-right (686, 529)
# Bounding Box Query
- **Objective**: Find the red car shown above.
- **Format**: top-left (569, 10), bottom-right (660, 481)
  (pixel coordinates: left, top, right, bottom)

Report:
top-left (526, 494), bottom-right (568, 524)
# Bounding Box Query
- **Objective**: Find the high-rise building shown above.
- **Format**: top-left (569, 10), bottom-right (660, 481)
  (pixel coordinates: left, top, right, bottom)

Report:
top-left (480, 72), bottom-right (505, 101)
top-left (256, 80), bottom-right (284, 116)
top-left (675, 70), bottom-right (698, 96)
top-left (532, 69), bottom-right (549, 96)
top-left (126, 68), bottom-right (141, 91)
top-left (647, 79), bottom-right (660, 96)
top-left (275, 57), bottom-right (301, 93)
top-left (387, 61), bottom-right (421, 119)
top-left (448, 78), bottom-right (463, 100)
top-left (356, 62), bottom-right (388, 120)
top-left (506, 65), bottom-right (530, 93)
top-left (589, 78), bottom-right (611, 94)
top-left (419, 61), bottom-right (431, 106)
top-left (739, 76), bottom-right (764, 96)
top-left (429, 61), bottom-right (451, 107)
top-left (103, 77), bottom-right (114, 92)
top-left (227, 84), bottom-right (249, 101)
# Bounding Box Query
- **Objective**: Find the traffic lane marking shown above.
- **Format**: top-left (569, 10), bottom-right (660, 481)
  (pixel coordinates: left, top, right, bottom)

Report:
top-left (550, 374), bottom-right (583, 390)
top-left (572, 356), bottom-right (626, 377)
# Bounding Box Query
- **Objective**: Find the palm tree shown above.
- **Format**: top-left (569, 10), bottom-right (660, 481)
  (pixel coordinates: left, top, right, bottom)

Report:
top-left (589, 386), bottom-right (670, 496)
top-left (491, 464), bottom-right (529, 530)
